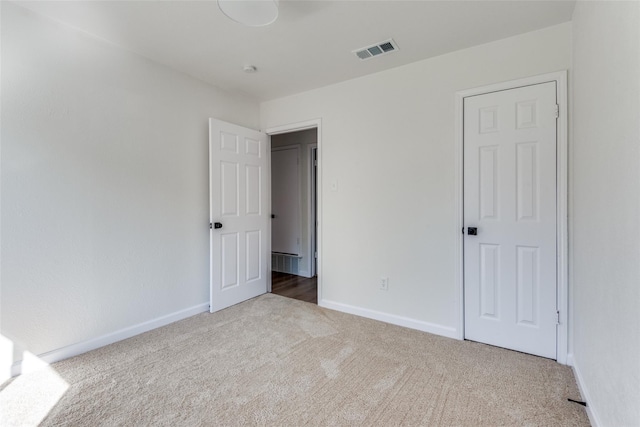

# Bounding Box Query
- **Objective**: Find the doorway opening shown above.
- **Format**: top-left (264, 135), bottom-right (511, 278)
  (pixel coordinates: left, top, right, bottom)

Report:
top-left (269, 127), bottom-right (318, 304)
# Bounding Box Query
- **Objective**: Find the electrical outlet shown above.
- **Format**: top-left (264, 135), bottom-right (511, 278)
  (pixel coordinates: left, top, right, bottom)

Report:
top-left (380, 277), bottom-right (389, 291)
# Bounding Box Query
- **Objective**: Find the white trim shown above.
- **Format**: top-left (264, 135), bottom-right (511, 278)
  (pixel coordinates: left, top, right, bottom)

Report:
top-left (454, 71), bottom-right (569, 363)
top-left (266, 119), bottom-right (322, 301)
top-left (266, 137), bottom-right (272, 292)
top-left (320, 299), bottom-right (458, 339)
top-left (316, 117), bottom-right (322, 307)
top-left (10, 303), bottom-right (209, 377)
top-left (555, 72), bottom-right (569, 365)
top-left (265, 119), bottom-right (319, 136)
top-left (567, 353), bottom-right (573, 366)
top-left (308, 143), bottom-right (317, 277)
top-left (566, 352), bottom-right (574, 366)
top-left (570, 355), bottom-right (602, 427)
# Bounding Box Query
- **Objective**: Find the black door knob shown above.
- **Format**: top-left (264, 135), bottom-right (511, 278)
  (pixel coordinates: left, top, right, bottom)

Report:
top-left (214, 222), bottom-right (223, 229)
top-left (467, 227), bottom-right (478, 236)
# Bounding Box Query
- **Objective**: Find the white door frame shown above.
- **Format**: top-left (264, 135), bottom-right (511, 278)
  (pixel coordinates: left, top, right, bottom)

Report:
top-left (308, 143), bottom-right (318, 277)
top-left (265, 119), bottom-right (322, 301)
top-left (454, 71), bottom-right (568, 364)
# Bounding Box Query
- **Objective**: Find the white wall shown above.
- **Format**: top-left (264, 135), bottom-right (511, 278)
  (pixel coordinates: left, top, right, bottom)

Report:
top-left (1, 2), bottom-right (259, 374)
top-left (261, 23), bottom-right (572, 336)
top-left (271, 146), bottom-right (301, 256)
top-left (571, 2), bottom-right (640, 426)
top-left (272, 129), bottom-right (317, 277)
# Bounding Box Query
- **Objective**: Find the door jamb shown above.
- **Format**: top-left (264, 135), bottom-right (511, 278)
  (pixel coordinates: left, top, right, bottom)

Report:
top-left (265, 119), bottom-right (322, 302)
top-left (454, 71), bottom-right (568, 364)
top-left (308, 143), bottom-right (318, 277)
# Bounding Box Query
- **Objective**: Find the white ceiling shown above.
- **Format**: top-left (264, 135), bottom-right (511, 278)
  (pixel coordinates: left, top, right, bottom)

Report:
top-left (15, 0), bottom-right (576, 101)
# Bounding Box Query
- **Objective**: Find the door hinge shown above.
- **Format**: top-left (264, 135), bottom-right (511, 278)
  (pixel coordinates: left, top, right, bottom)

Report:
top-left (554, 104), bottom-right (559, 119)
top-left (556, 310), bottom-right (561, 325)
top-left (314, 160), bottom-right (318, 167)
top-left (314, 251), bottom-right (318, 259)
top-left (209, 222), bottom-right (213, 229)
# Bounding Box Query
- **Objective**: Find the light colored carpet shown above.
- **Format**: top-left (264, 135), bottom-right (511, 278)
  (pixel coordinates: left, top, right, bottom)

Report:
top-left (1, 294), bottom-right (589, 426)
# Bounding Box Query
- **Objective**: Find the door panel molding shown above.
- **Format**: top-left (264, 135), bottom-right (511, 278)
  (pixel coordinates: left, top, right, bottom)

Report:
top-left (454, 71), bottom-right (568, 364)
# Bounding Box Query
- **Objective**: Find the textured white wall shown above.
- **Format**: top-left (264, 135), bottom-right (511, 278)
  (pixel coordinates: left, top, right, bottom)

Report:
top-left (571, 2), bottom-right (640, 426)
top-left (261, 24), bottom-right (572, 335)
top-left (1, 3), bottom-right (259, 367)
top-left (272, 129), bottom-right (318, 277)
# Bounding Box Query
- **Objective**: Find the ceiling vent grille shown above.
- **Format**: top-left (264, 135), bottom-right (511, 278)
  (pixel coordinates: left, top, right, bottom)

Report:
top-left (353, 39), bottom-right (399, 61)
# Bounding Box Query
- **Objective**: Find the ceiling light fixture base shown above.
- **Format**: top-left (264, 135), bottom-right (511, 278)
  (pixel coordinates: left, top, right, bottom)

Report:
top-left (218, 0), bottom-right (279, 27)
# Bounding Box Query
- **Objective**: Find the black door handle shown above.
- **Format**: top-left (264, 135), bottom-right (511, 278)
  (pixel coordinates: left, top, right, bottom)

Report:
top-left (467, 227), bottom-right (478, 236)
top-left (213, 222), bottom-right (223, 229)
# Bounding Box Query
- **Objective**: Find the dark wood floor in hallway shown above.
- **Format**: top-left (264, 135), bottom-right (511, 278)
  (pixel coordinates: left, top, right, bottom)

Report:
top-left (271, 272), bottom-right (317, 304)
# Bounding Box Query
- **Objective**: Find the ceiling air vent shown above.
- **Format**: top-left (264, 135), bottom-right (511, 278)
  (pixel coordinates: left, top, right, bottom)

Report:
top-left (353, 39), bottom-right (399, 61)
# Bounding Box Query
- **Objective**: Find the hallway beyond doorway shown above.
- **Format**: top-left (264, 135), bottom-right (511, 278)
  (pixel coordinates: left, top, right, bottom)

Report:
top-left (271, 272), bottom-right (317, 304)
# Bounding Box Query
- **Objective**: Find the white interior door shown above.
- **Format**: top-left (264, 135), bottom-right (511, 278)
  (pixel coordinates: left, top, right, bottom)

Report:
top-left (463, 82), bottom-right (557, 359)
top-left (209, 118), bottom-right (269, 312)
top-left (271, 146), bottom-right (300, 255)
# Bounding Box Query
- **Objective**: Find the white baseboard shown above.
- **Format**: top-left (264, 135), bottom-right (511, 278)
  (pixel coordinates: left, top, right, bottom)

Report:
top-left (319, 299), bottom-right (458, 339)
top-left (10, 302), bottom-right (209, 377)
top-left (297, 270), bottom-right (313, 279)
top-left (570, 354), bottom-right (602, 427)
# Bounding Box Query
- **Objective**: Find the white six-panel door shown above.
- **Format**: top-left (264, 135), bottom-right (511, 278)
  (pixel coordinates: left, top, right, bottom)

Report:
top-left (464, 82), bottom-right (557, 359)
top-left (209, 119), bottom-right (269, 312)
